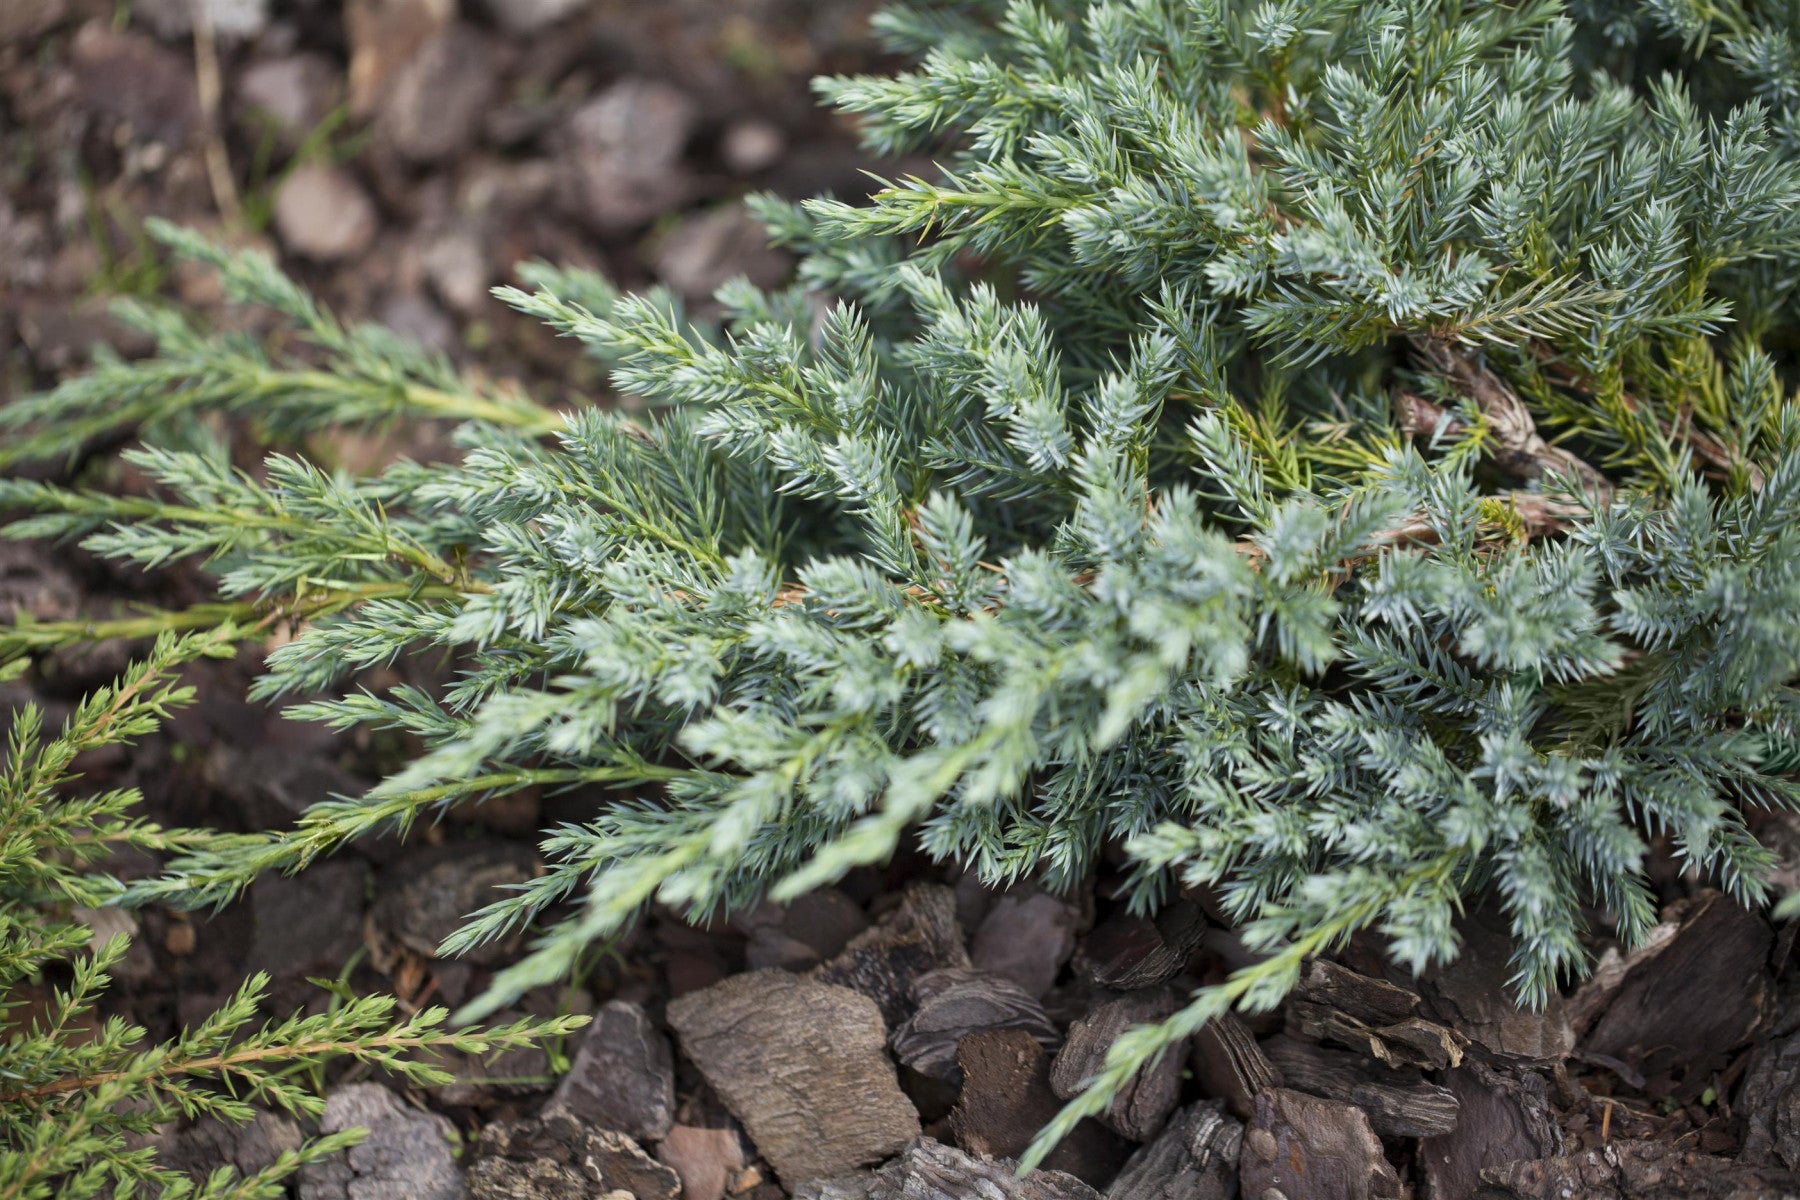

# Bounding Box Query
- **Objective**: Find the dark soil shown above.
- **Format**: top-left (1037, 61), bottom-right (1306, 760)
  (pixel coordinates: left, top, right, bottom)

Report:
top-left (8, 4), bottom-right (1800, 1199)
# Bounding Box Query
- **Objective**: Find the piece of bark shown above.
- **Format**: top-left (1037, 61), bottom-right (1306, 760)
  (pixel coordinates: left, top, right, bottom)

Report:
top-left (951, 1027), bottom-right (1127, 1188)
top-left (1264, 1035), bottom-right (1458, 1138)
top-left (666, 970), bottom-right (921, 1188)
top-left (1106, 1100), bottom-right (1242, 1200)
top-left (893, 967), bottom-right (1060, 1084)
top-left (737, 888), bottom-right (870, 971)
top-left (1288, 959), bottom-right (1466, 1070)
top-left (1417, 913), bottom-right (1574, 1062)
top-left (1477, 1139), bottom-right (1800, 1199)
top-left (1737, 1029), bottom-right (1800, 1170)
top-left (466, 1113), bottom-right (680, 1200)
top-left (1583, 892), bottom-right (1772, 1085)
top-left (1073, 901), bottom-right (1206, 990)
top-left (1419, 1059), bottom-right (1561, 1200)
top-left (548, 999), bottom-right (675, 1141)
top-left (814, 883), bottom-right (971, 1029)
top-left (1050, 989), bottom-right (1184, 1141)
top-left (972, 887), bottom-right (1084, 998)
top-left (795, 1138), bottom-right (1101, 1200)
top-left (1565, 918), bottom-right (1683, 1039)
top-left (1238, 1087), bottom-right (1400, 1200)
top-left (1190, 1013), bottom-right (1282, 1121)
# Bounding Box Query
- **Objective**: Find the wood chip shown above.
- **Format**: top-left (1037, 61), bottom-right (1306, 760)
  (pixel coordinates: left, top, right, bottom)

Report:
top-left (1190, 1012), bottom-right (1282, 1121)
top-left (1418, 1059), bottom-right (1560, 1200)
top-left (813, 883), bottom-right (970, 1029)
top-left (465, 1113), bottom-right (680, 1200)
top-left (1288, 959), bottom-right (1466, 1071)
top-left (1050, 989), bottom-right (1184, 1141)
top-left (795, 1138), bottom-right (1101, 1200)
top-left (950, 1027), bottom-right (1127, 1188)
top-left (893, 967), bottom-right (1060, 1084)
top-left (667, 970), bottom-right (921, 1188)
top-left (1263, 1035), bottom-right (1458, 1139)
top-left (1073, 901), bottom-right (1206, 990)
top-left (1736, 1029), bottom-right (1800, 1171)
top-left (1237, 1087), bottom-right (1400, 1200)
top-left (1106, 1100), bottom-right (1242, 1200)
top-left (549, 999), bottom-right (676, 1141)
top-left (1416, 914), bottom-right (1573, 1062)
top-left (1481, 1140), bottom-right (1800, 1199)
top-left (1583, 891), bottom-right (1772, 1085)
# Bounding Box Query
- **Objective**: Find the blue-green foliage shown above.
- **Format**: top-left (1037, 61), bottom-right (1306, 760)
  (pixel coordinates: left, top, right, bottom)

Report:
top-left (8, 0), bottom-right (1800, 1161)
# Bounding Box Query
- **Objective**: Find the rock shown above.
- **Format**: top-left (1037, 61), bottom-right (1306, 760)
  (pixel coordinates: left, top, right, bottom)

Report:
top-left (1264, 1034), bottom-right (1459, 1139)
top-left (559, 79), bottom-right (699, 234)
top-left (1583, 891), bottom-right (1772, 1084)
top-left (346, 0), bottom-right (455, 117)
top-left (653, 206), bottom-right (791, 303)
top-left (549, 999), bottom-right (675, 1141)
top-left (368, 841), bottom-right (537, 967)
top-left (273, 165), bottom-right (379, 263)
top-left (246, 859), bottom-right (370, 981)
top-left (476, 0), bottom-right (589, 33)
top-left (466, 1113), bottom-right (678, 1200)
top-left (1418, 1060), bottom-right (1560, 1200)
top-left (70, 22), bottom-right (200, 146)
top-left (972, 888), bottom-right (1083, 999)
top-left (297, 1083), bottom-right (462, 1200)
top-left (737, 887), bottom-right (870, 972)
top-left (950, 1028), bottom-right (1127, 1189)
top-left (1106, 1100), bottom-right (1241, 1200)
top-left (1189, 1013), bottom-right (1280, 1121)
top-left (1739, 1029), bottom-right (1800, 1170)
top-left (666, 970), bottom-right (920, 1187)
top-left (422, 230), bottom-right (491, 314)
top-left (1050, 989), bottom-right (1184, 1142)
top-left (1072, 901), bottom-right (1205, 990)
top-left (1480, 1140), bottom-right (1800, 1199)
top-left (657, 1123), bottom-right (747, 1200)
top-left (797, 1138), bottom-right (1101, 1200)
top-left (378, 24), bottom-right (498, 164)
top-left (0, 0), bottom-right (66, 41)
top-left (237, 55), bottom-right (341, 147)
top-left (133, 0), bottom-right (269, 40)
top-left (71, 906), bottom-right (156, 985)
top-left (434, 1007), bottom-right (554, 1106)
top-left (814, 882), bottom-right (970, 1029)
top-left (376, 293), bottom-right (456, 354)
top-left (721, 118), bottom-right (788, 176)
top-left (893, 967), bottom-right (1060, 1085)
top-left (1238, 1088), bottom-right (1399, 1200)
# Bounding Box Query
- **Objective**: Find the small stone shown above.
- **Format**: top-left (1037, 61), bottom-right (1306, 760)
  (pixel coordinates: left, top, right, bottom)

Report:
top-left (813, 882), bottom-right (970, 1029)
top-left (378, 24), bottom-right (499, 164)
top-left (72, 907), bottom-right (156, 985)
top-left (71, 22), bottom-right (200, 146)
top-left (273, 165), bottom-right (379, 263)
top-left (377, 293), bottom-right (456, 354)
top-left (721, 119), bottom-right (787, 175)
top-left (467, 1113), bottom-right (679, 1200)
top-left (559, 79), bottom-right (699, 234)
top-left (667, 970), bottom-right (921, 1188)
top-left (157, 1110), bottom-right (306, 1183)
top-left (1050, 989), bottom-right (1183, 1142)
top-left (657, 1123), bottom-right (747, 1200)
top-left (1237, 1089), bottom-right (1398, 1200)
top-left (893, 967), bottom-right (1060, 1085)
top-left (346, 0), bottom-right (455, 117)
top-left (1107, 1100), bottom-right (1242, 1200)
top-left (654, 207), bottom-right (790, 303)
top-left (422, 230), bottom-right (491, 314)
top-left (297, 1084), bottom-right (462, 1200)
top-left (971, 888), bottom-right (1082, 999)
top-left (237, 55), bottom-right (340, 147)
top-left (550, 999), bottom-right (676, 1141)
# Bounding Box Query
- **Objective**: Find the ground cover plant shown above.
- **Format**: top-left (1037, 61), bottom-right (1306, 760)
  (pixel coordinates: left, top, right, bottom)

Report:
top-left (8, 0), bottom-right (1800, 1181)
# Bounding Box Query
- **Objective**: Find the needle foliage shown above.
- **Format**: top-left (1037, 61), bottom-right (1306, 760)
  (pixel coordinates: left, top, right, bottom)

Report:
top-left (8, 0), bottom-right (1800, 1169)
